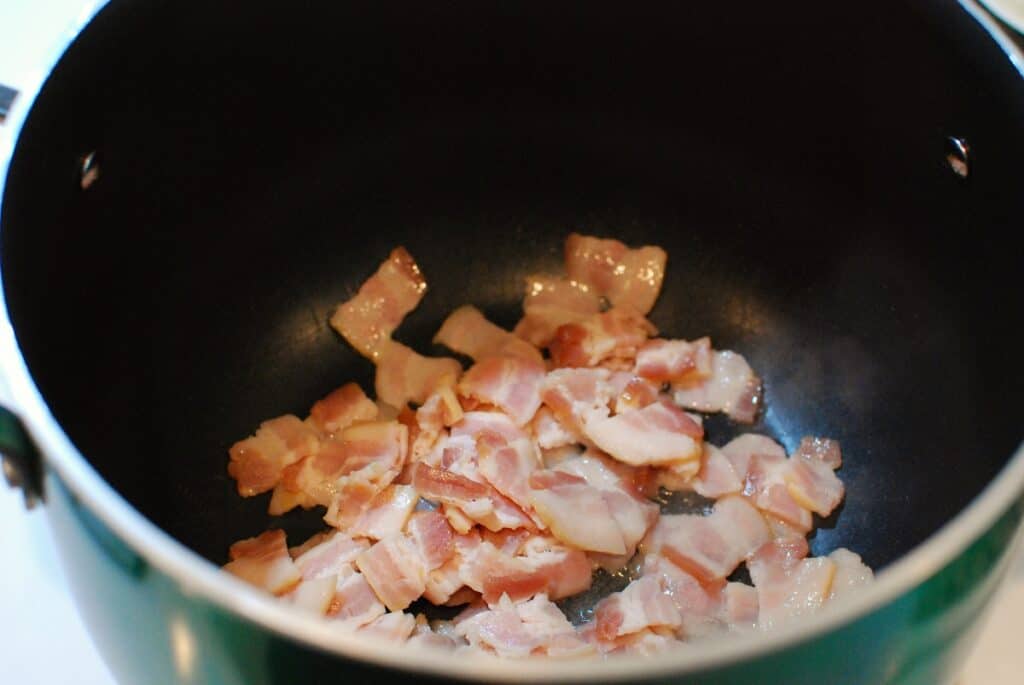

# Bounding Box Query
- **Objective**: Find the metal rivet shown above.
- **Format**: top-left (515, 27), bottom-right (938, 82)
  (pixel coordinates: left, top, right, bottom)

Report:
top-left (79, 150), bottom-right (100, 189)
top-left (945, 136), bottom-right (970, 179)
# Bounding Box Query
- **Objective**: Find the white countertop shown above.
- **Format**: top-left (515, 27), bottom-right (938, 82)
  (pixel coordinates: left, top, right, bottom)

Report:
top-left (0, 1), bottom-right (1022, 683)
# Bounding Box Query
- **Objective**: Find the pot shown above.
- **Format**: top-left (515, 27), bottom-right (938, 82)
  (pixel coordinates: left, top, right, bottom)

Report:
top-left (1, 1), bottom-right (1023, 683)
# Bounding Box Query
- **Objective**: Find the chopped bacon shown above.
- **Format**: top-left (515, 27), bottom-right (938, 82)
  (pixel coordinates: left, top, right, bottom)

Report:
top-left (609, 373), bottom-right (661, 414)
top-left (477, 433), bottom-right (542, 518)
top-left (514, 274), bottom-right (603, 348)
top-left (549, 307), bottom-right (657, 369)
top-left (643, 496), bottom-right (770, 585)
top-left (827, 548), bottom-right (874, 601)
top-left (692, 444), bottom-right (743, 499)
top-left (329, 568), bottom-right (387, 626)
top-left (540, 367), bottom-right (615, 434)
top-left (743, 453), bottom-right (813, 532)
top-left (783, 452), bottom-right (845, 517)
top-left (528, 470), bottom-right (626, 554)
top-left (412, 462), bottom-right (534, 532)
top-left (530, 406), bottom-right (581, 449)
top-left (308, 382), bottom-right (378, 435)
top-left (435, 305), bottom-right (543, 364)
top-left (329, 246), bottom-right (427, 360)
top-left (228, 415), bottom-right (319, 497)
top-left (292, 531), bottom-right (369, 580)
top-left (793, 435), bottom-right (843, 470)
top-left (288, 575), bottom-right (338, 615)
top-left (672, 350), bottom-right (762, 423)
top-left (358, 611), bottom-right (418, 643)
top-left (595, 576), bottom-right (681, 640)
top-left (450, 411), bottom-right (530, 444)
top-left (583, 401), bottom-right (703, 467)
top-left (459, 536), bottom-right (592, 605)
top-left (374, 340), bottom-right (462, 408)
top-left (349, 484), bottom-right (419, 540)
top-left (634, 337), bottom-right (713, 384)
top-left (719, 433), bottom-right (786, 480)
top-left (455, 594), bottom-right (593, 658)
top-left (224, 530), bottom-right (302, 595)
top-left (355, 535), bottom-right (428, 612)
top-left (748, 539), bottom-right (836, 631)
top-left (407, 619), bottom-right (461, 650)
top-left (406, 510), bottom-right (456, 571)
top-left (458, 355), bottom-right (545, 426)
top-left (564, 233), bottom-right (667, 315)
top-left (411, 386), bottom-right (464, 460)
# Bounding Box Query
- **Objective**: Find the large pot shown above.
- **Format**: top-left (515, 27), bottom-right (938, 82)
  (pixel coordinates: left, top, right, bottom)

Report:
top-left (2, 1), bottom-right (1023, 683)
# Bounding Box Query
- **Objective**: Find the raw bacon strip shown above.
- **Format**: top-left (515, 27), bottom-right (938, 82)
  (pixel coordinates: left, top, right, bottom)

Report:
top-left (594, 576), bottom-right (682, 640)
top-left (748, 539), bottom-right (837, 631)
top-left (827, 548), bottom-right (874, 601)
top-left (564, 233), bottom-right (667, 315)
top-left (349, 484), bottom-right (419, 540)
top-left (672, 350), bottom-right (762, 423)
top-left (435, 305), bottom-right (543, 364)
top-left (224, 530), bottom-right (302, 595)
top-left (355, 535), bottom-right (428, 612)
top-left (228, 415), bottom-right (319, 497)
top-left (583, 401), bottom-right (703, 467)
top-left (514, 275), bottom-right (603, 348)
top-left (308, 382), bottom-right (378, 435)
top-left (458, 355), bottom-right (545, 427)
top-left (375, 340), bottom-right (462, 408)
top-left (634, 337), bottom-right (713, 384)
top-left (406, 510), bottom-right (456, 571)
top-left (643, 496), bottom-right (770, 584)
top-left (692, 444), bottom-right (743, 499)
top-left (329, 246), bottom-right (427, 360)
top-left (793, 435), bottom-right (843, 470)
top-left (293, 531), bottom-right (370, 580)
top-left (549, 307), bottom-right (657, 369)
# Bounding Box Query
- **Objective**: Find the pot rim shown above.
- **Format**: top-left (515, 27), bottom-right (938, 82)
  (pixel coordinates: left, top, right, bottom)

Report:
top-left (1, 0), bottom-right (1023, 681)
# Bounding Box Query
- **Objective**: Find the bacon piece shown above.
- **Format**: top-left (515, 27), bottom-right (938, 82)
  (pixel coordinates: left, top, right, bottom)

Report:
top-left (540, 367), bottom-right (616, 434)
top-left (460, 536), bottom-right (592, 604)
top-left (528, 470), bottom-right (627, 554)
top-left (458, 355), bottom-right (545, 426)
top-left (423, 531), bottom-right (481, 604)
top-left (308, 382), bottom-right (378, 435)
top-left (329, 567), bottom-right (388, 626)
top-left (748, 539), bottom-right (836, 631)
top-left (228, 415), bottom-right (319, 497)
top-left (549, 307), bottom-right (657, 369)
top-left (595, 576), bottom-right (682, 641)
top-left (411, 386), bottom-right (464, 460)
top-left (643, 496), bottom-right (770, 584)
top-left (531, 406), bottom-right (580, 449)
top-left (406, 510), bottom-right (456, 571)
top-left (514, 275), bottom-right (603, 348)
top-left (827, 548), bottom-right (874, 601)
top-left (793, 435), bottom-right (843, 470)
top-left (784, 453), bottom-right (845, 517)
top-left (288, 575), bottom-right (338, 615)
top-left (355, 536), bottom-right (428, 612)
top-left (292, 531), bottom-right (370, 580)
top-left (583, 401), bottom-right (703, 467)
top-left (412, 462), bottom-right (534, 532)
top-left (719, 433), bottom-right (786, 480)
top-left (692, 444), bottom-right (743, 498)
top-left (350, 484), bottom-right (419, 540)
top-left (407, 618), bottom-right (461, 650)
top-left (609, 373), bottom-right (661, 414)
top-left (450, 410), bottom-right (530, 444)
top-left (329, 246), bottom-right (427, 360)
top-left (375, 340), bottom-right (462, 408)
top-left (455, 594), bottom-right (593, 658)
top-left (477, 433), bottom-right (542, 518)
top-left (634, 337), bottom-right (713, 384)
top-left (358, 611), bottom-right (418, 643)
top-left (564, 233), bottom-right (667, 314)
top-left (224, 530), bottom-right (301, 595)
top-left (672, 350), bottom-right (762, 423)
top-left (743, 453), bottom-right (813, 532)
top-left (435, 305), bottom-right (543, 364)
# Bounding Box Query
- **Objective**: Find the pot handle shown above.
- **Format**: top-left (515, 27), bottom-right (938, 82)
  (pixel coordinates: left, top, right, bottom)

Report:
top-left (0, 405), bottom-right (43, 508)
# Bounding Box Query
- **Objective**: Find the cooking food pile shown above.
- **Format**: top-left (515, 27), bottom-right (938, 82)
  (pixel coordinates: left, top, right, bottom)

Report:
top-left (223, 234), bottom-right (872, 657)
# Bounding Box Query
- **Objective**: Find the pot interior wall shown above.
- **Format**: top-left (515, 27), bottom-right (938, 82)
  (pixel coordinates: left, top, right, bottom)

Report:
top-left (2, 0), bottom-right (1022, 572)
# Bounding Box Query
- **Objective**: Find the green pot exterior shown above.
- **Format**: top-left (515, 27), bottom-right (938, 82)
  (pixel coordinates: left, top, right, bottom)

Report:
top-left (45, 469), bottom-right (1023, 685)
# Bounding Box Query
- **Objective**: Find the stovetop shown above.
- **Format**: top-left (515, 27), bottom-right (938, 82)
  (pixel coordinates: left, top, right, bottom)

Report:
top-left (0, 1), bottom-right (1022, 683)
